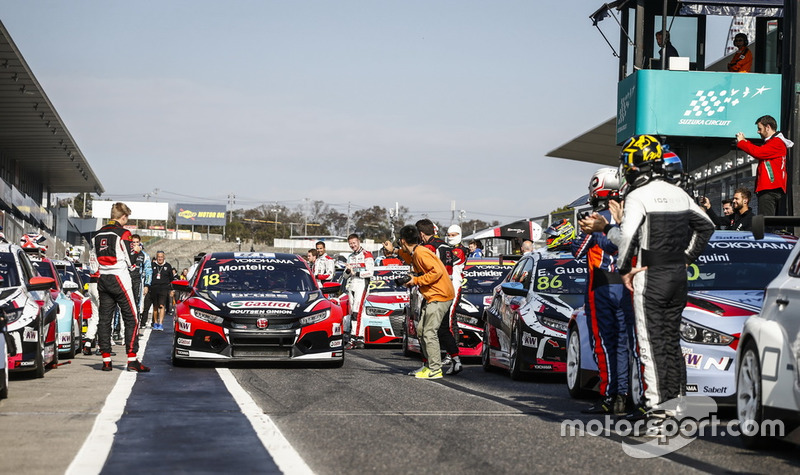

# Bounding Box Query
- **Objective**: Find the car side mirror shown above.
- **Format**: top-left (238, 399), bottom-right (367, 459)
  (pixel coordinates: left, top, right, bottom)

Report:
top-left (28, 276), bottom-right (56, 292)
top-left (63, 281), bottom-right (80, 292)
top-left (501, 281), bottom-right (528, 297)
top-left (321, 282), bottom-right (341, 295)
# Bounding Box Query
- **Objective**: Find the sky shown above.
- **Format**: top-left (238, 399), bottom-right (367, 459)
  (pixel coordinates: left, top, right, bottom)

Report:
top-left (1, 1), bottom-right (732, 226)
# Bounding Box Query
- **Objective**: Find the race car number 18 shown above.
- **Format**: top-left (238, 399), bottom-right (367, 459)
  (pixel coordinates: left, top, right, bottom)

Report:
top-left (203, 273), bottom-right (220, 286)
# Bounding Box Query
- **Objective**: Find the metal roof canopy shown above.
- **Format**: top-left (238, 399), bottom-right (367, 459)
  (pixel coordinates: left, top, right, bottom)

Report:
top-left (546, 0), bottom-right (778, 167)
top-left (0, 20), bottom-right (103, 195)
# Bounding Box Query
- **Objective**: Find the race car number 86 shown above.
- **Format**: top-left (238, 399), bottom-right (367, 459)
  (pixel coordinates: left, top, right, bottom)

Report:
top-left (536, 275), bottom-right (562, 291)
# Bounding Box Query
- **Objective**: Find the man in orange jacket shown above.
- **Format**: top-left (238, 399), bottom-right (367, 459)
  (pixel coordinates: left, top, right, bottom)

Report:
top-left (397, 224), bottom-right (455, 380)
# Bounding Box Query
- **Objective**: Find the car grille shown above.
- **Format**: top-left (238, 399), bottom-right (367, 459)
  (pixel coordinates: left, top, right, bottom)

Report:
top-left (232, 348), bottom-right (292, 358)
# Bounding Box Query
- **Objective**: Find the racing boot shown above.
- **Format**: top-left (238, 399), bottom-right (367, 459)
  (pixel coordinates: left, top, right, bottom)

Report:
top-left (101, 354), bottom-right (113, 371)
top-left (82, 339), bottom-right (93, 356)
top-left (445, 355), bottom-right (462, 375)
top-left (613, 394), bottom-right (628, 416)
top-left (581, 395), bottom-right (615, 414)
top-left (127, 359), bottom-right (151, 372)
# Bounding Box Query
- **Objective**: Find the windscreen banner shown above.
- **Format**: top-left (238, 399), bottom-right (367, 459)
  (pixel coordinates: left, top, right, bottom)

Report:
top-left (616, 70), bottom-right (782, 143)
top-left (175, 203), bottom-right (227, 226)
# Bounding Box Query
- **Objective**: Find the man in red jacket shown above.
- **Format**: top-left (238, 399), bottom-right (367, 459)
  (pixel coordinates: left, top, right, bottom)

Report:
top-left (736, 115), bottom-right (794, 216)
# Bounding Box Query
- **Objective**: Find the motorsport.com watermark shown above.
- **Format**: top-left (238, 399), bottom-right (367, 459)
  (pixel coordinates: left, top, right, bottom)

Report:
top-left (559, 396), bottom-right (784, 458)
top-left (561, 415), bottom-right (783, 439)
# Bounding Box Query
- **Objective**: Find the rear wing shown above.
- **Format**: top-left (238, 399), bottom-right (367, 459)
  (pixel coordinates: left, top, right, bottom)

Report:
top-left (752, 216), bottom-right (800, 240)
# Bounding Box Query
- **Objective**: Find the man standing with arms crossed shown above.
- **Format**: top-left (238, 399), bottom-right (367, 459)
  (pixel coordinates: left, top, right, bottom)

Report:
top-left (93, 202), bottom-right (149, 372)
top-left (581, 135), bottom-right (713, 433)
top-left (149, 251), bottom-right (175, 331)
top-left (397, 224), bottom-right (455, 380)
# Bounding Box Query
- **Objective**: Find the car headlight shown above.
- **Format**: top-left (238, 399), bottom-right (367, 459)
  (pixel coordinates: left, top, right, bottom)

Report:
top-left (191, 309), bottom-right (224, 325)
top-left (538, 314), bottom-right (568, 333)
top-left (300, 310), bottom-right (330, 326)
top-left (680, 318), bottom-right (733, 345)
top-left (365, 306), bottom-right (390, 316)
top-left (2, 308), bottom-right (24, 324)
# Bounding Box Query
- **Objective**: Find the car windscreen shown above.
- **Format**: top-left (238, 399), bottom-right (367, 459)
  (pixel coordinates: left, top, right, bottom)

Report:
top-left (688, 239), bottom-right (795, 290)
top-left (461, 264), bottom-right (511, 294)
top-left (534, 257), bottom-right (588, 295)
top-left (368, 267), bottom-right (411, 293)
top-left (58, 265), bottom-right (82, 286)
top-left (0, 254), bottom-right (20, 288)
top-left (32, 261), bottom-right (54, 279)
top-left (196, 257), bottom-right (315, 292)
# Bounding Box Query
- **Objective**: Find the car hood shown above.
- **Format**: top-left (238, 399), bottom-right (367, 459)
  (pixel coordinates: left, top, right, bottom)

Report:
top-left (365, 292), bottom-right (409, 305)
top-left (683, 290), bottom-right (763, 333)
top-left (197, 290), bottom-right (321, 318)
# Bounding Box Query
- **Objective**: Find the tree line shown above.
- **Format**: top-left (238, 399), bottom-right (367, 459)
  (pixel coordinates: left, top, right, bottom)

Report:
top-left (70, 195), bottom-right (498, 245)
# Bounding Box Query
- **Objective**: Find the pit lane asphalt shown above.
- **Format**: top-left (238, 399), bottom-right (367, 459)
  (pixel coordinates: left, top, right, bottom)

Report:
top-left (2, 320), bottom-right (799, 474)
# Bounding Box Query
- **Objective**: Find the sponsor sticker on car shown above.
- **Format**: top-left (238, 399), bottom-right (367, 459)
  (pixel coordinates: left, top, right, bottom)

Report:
top-left (23, 328), bottom-right (37, 342)
top-left (177, 337), bottom-right (192, 346)
top-left (227, 300), bottom-right (298, 310)
top-left (178, 318), bottom-right (191, 333)
top-left (522, 332), bottom-right (538, 348)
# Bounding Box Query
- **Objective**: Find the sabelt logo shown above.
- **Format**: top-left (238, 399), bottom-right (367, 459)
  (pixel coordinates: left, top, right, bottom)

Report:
top-left (178, 209), bottom-right (197, 221)
top-left (227, 300), bottom-right (298, 310)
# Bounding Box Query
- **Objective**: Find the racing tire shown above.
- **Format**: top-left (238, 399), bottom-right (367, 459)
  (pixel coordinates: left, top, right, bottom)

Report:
top-left (509, 320), bottom-right (525, 381)
top-left (64, 317), bottom-right (78, 360)
top-left (34, 319), bottom-right (46, 378)
top-left (481, 320), bottom-right (494, 372)
top-left (737, 342), bottom-right (768, 449)
top-left (566, 327), bottom-right (592, 399)
top-left (0, 362), bottom-right (8, 399)
top-left (402, 318), bottom-right (414, 357)
top-left (323, 354), bottom-right (345, 368)
top-left (170, 335), bottom-right (193, 367)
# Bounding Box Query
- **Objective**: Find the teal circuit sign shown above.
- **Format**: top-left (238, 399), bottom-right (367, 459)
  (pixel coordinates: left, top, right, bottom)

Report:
top-left (616, 70), bottom-right (782, 143)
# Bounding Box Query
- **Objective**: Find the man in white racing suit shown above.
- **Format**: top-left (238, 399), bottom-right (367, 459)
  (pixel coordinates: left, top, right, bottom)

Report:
top-left (344, 233), bottom-right (374, 348)
top-left (313, 241), bottom-right (335, 283)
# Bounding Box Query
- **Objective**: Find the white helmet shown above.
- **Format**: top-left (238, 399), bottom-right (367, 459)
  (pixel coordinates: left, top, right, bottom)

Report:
top-left (447, 224), bottom-right (462, 246)
top-left (588, 167), bottom-right (621, 210)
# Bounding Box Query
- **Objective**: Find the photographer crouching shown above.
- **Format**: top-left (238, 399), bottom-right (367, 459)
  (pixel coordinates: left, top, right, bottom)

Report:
top-left (396, 224), bottom-right (455, 380)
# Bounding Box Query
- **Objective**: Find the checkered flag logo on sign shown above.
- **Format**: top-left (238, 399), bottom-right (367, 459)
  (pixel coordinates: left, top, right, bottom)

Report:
top-left (684, 86), bottom-right (771, 118)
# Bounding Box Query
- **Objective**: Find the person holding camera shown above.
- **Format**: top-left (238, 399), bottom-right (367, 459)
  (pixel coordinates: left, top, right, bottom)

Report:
top-left (572, 168), bottom-right (634, 415)
top-left (397, 224), bottom-right (455, 380)
top-left (580, 136), bottom-right (713, 434)
top-left (736, 114), bottom-right (793, 217)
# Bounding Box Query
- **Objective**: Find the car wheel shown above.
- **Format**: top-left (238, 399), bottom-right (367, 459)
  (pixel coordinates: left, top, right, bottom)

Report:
top-left (0, 360), bottom-right (8, 399)
top-left (34, 319), bottom-right (46, 378)
top-left (402, 331), bottom-right (413, 357)
top-left (324, 353), bottom-right (345, 368)
top-left (737, 342), bottom-right (768, 449)
top-left (170, 335), bottom-right (192, 367)
top-left (481, 320), bottom-right (494, 372)
top-left (566, 328), bottom-right (591, 399)
top-left (509, 320), bottom-right (524, 381)
top-left (64, 318), bottom-right (78, 359)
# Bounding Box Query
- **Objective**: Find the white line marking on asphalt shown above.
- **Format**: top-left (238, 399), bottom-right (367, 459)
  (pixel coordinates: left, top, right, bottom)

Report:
top-left (65, 329), bottom-right (151, 475)
top-left (217, 368), bottom-right (314, 475)
top-left (278, 411), bottom-right (527, 416)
